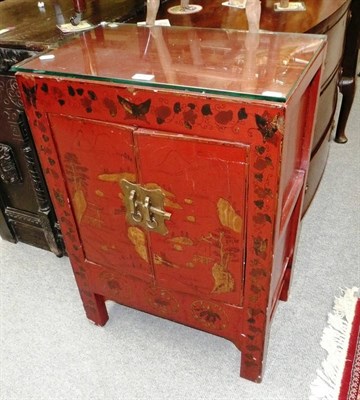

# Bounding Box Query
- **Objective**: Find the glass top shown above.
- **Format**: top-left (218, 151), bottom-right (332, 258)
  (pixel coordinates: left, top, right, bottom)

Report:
top-left (12, 24), bottom-right (326, 102)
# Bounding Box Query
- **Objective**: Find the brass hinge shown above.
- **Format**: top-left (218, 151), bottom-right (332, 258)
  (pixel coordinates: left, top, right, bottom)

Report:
top-left (121, 179), bottom-right (171, 235)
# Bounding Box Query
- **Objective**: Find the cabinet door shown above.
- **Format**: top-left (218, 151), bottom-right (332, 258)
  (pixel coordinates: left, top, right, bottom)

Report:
top-left (135, 129), bottom-right (249, 307)
top-left (48, 114), bottom-right (153, 280)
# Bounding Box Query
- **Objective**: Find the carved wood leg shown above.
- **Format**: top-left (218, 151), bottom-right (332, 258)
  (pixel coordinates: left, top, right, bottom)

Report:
top-left (335, 76), bottom-right (356, 143)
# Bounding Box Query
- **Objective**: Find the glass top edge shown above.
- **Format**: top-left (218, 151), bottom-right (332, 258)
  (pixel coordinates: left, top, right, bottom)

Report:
top-left (13, 67), bottom-right (288, 102)
top-left (11, 23), bottom-right (326, 102)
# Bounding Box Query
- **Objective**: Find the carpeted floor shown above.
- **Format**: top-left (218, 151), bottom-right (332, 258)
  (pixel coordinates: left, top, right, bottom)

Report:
top-left (0, 77), bottom-right (359, 400)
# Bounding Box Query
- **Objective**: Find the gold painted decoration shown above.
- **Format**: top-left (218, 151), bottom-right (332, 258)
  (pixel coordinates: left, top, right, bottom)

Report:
top-left (63, 153), bottom-right (89, 223)
top-left (186, 216), bottom-right (196, 223)
top-left (144, 183), bottom-right (182, 209)
top-left (164, 198), bottom-right (183, 210)
top-left (168, 236), bottom-right (194, 252)
top-left (147, 287), bottom-right (179, 314)
top-left (83, 202), bottom-right (103, 228)
top-left (191, 300), bottom-right (228, 330)
top-left (184, 198), bottom-right (193, 204)
top-left (169, 236), bottom-right (194, 246)
top-left (186, 253), bottom-right (214, 268)
top-left (98, 172), bottom-right (136, 185)
top-left (217, 198), bottom-right (243, 233)
top-left (191, 254), bottom-right (213, 265)
top-left (212, 240), bottom-right (235, 294)
top-left (95, 190), bottom-right (104, 197)
top-left (73, 189), bottom-right (87, 223)
top-left (127, 226), bottom-right (149, 263)
top-left (153, 254), bottom-right (179, 268)
top-left (212, 262), bottom-right (235, 294)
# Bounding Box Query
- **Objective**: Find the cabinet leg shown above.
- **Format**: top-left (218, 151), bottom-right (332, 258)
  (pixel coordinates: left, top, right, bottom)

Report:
top-left (81, 291), bottom-right (109, 326)
top-left (240, 348), bottom-right (265, 383)
top-left (279, 265), bottom-right (292, 302)
top-left (335, 76), bottom-right (355, 144)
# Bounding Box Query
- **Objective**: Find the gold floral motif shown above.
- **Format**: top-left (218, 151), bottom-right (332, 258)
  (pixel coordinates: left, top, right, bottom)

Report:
top-left (191, 300), bottom-right (228, 330)
top-left (147, 287), bottom-right (179, 314)
top-left (186, 216), bottom-right (196, 223)
top-left (217, 198), bottom-right (243, 233)
top-left (127, 227), bottom-right (149, 263)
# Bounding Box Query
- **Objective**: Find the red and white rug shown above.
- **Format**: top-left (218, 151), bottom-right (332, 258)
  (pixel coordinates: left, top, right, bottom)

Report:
top-left (310, 287), bottom-right (360, 400)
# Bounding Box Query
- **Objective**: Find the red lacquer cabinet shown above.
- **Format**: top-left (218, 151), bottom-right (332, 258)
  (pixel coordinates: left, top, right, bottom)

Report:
top-left (14, 25), bottom-right (326, 382)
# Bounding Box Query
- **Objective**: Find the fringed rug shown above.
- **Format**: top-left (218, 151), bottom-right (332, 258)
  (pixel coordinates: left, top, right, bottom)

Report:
top-left (310, 287), bottom-right (360, 400)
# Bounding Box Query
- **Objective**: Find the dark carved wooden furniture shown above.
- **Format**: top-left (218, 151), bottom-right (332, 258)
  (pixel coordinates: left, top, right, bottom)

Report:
top-left (0, 0), bottom-right (144, 253)
top-left (131, 0), bottom-right (353, 212)
top-left (15, 24), bottom-right (326, 381)
top-left (335, 0), bottom-right (360, 143)
top-left (0, 46), bottom-right (64, 254)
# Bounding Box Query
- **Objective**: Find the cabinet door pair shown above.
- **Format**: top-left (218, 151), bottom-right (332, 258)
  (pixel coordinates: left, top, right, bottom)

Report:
top-left (48, 114), bottom-right (249, 307)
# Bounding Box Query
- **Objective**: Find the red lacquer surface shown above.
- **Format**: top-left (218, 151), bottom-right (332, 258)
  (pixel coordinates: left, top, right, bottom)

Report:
top-left (15, 25), bottom-right (326, 383)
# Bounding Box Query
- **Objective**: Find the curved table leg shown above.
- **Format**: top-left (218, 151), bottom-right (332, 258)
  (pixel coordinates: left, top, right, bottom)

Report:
top-left (335, 76), bottom-right (356, 144)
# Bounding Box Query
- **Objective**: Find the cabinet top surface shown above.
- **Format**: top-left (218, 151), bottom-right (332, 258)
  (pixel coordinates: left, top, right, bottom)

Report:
top-left (13, 24), bottom-right (326, 102)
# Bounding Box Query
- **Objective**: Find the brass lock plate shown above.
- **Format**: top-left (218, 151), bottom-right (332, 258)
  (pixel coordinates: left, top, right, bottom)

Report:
top-left (121, 179), bottom-right (171, 235)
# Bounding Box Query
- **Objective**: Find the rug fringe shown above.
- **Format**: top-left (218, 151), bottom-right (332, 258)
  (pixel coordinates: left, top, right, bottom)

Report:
top-left (309, 287), bottom-right (359, 400)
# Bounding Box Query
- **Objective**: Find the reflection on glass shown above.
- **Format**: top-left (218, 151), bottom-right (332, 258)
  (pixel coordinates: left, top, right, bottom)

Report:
top-left (168, 0), bottom-right (202, 15)
top-left (245, 0), bottom-right (261, 32)
top-left (51, 0), bottom-right (65, 25)
top-left (146, 0), bottom-right (160, 25)
top-left (12, 24), bottom-right (326, 102)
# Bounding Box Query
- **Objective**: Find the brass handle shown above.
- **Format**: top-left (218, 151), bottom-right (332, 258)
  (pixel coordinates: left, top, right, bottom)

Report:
top-left (144, 196), bottom-right (158, 229)
top-left (129, 189), bottom-right (142, 223)
top-left (121, 179), bottom-right (171, 235)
